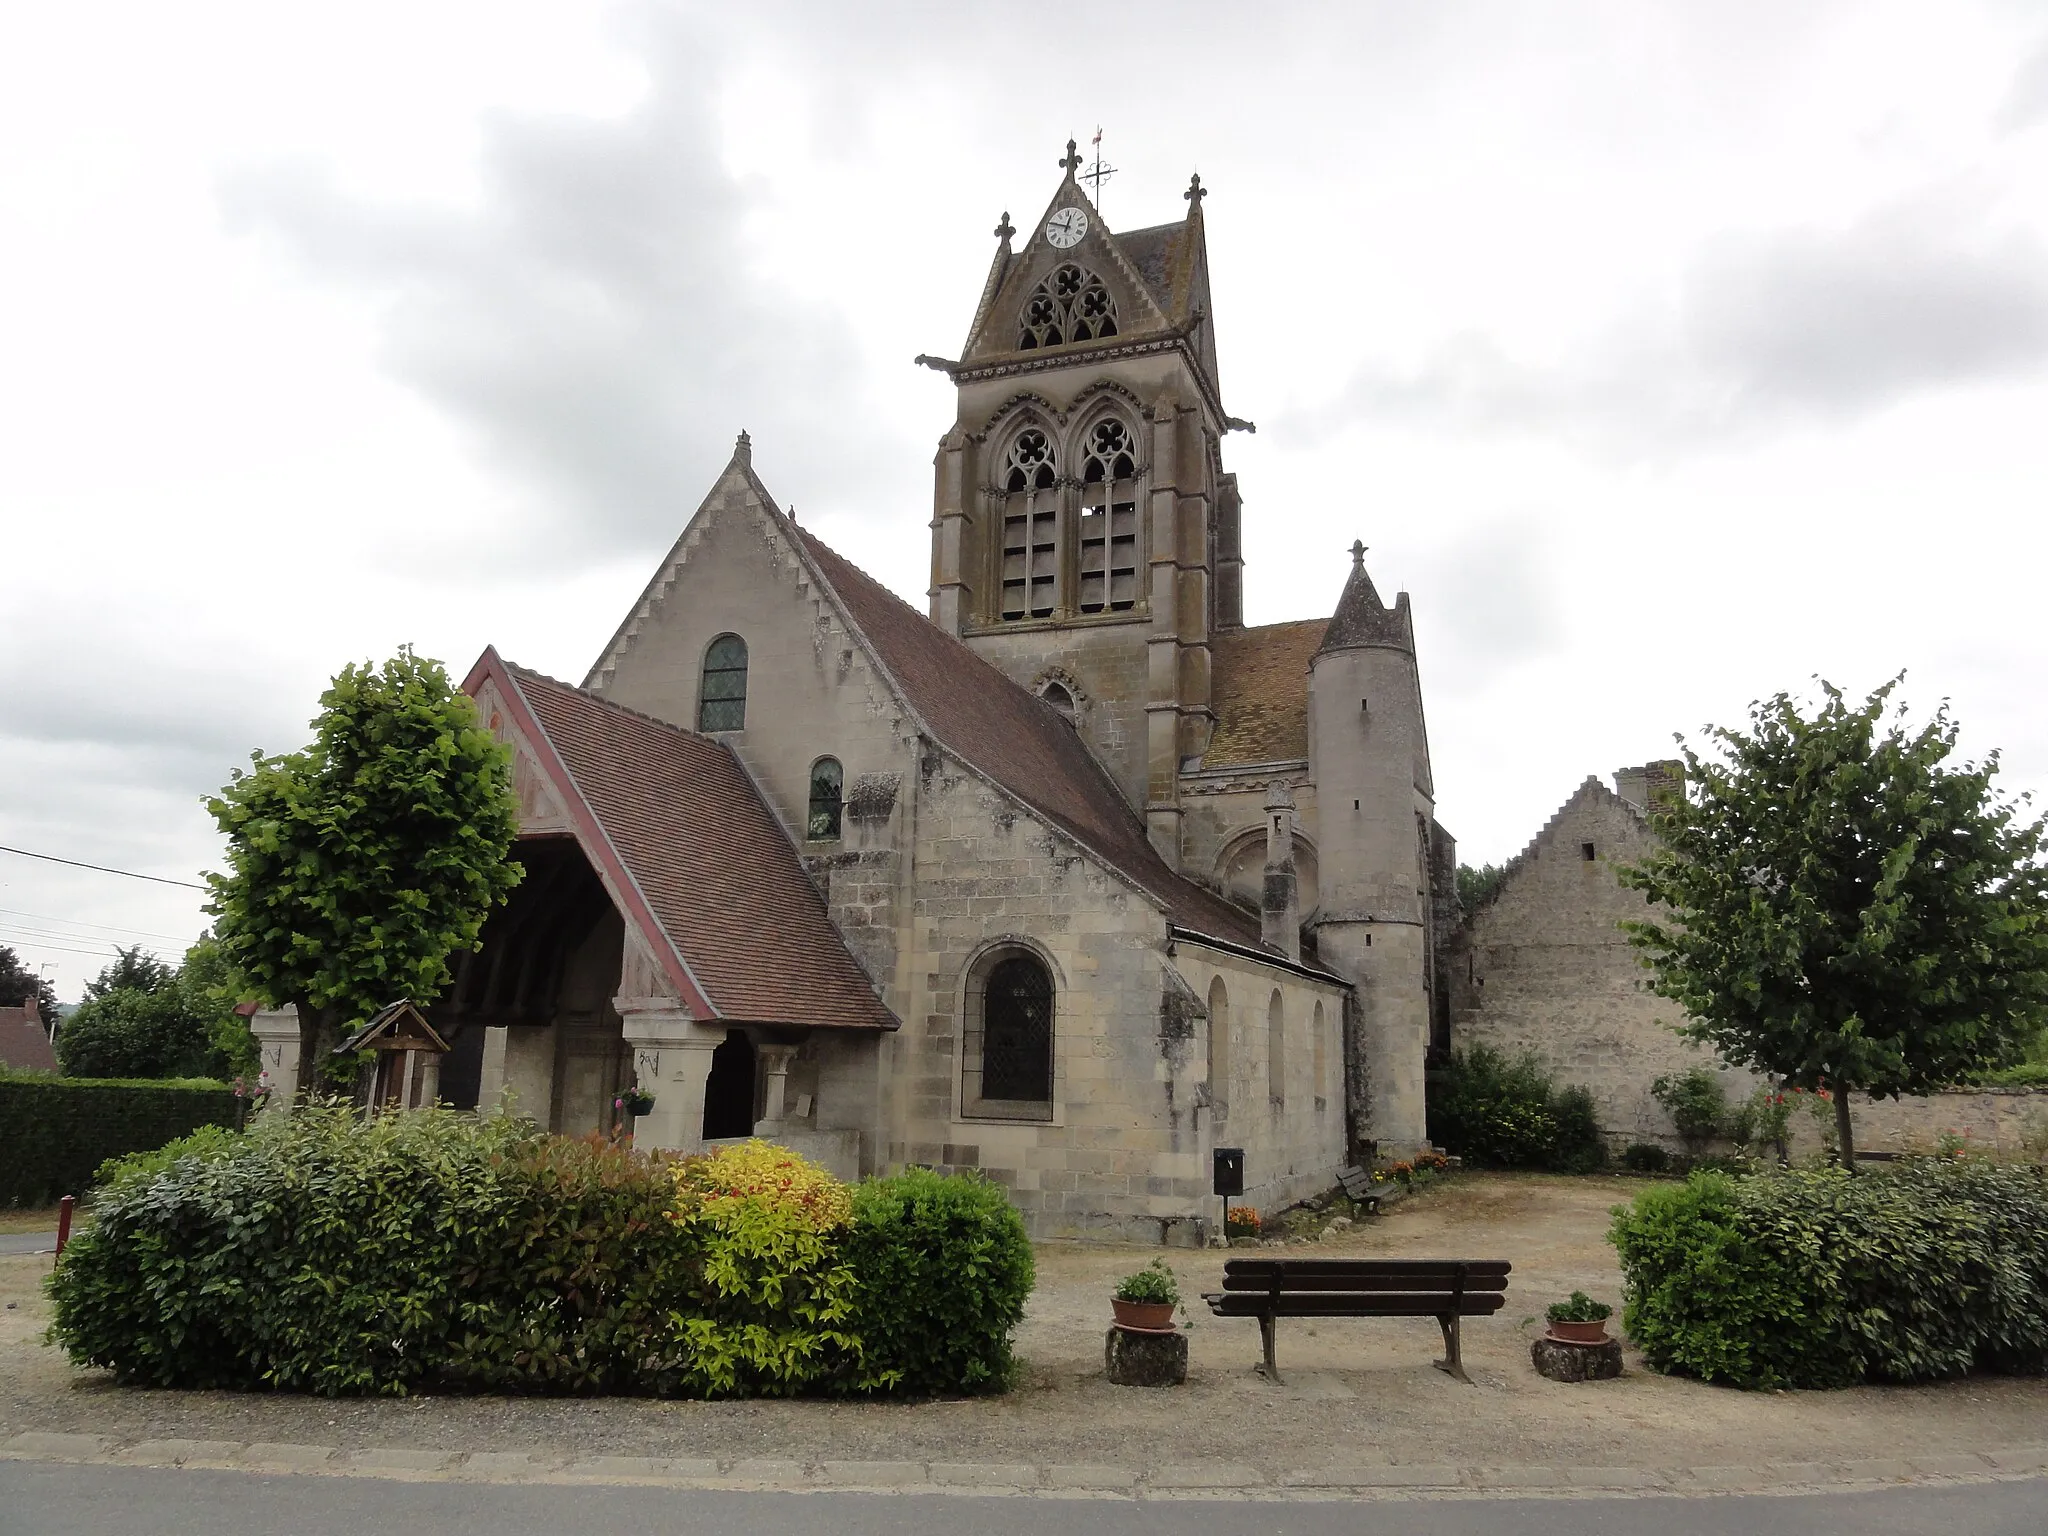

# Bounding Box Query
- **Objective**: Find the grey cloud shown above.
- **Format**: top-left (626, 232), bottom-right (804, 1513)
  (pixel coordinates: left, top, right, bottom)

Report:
top-left (1287, 189), bottom-right (2048, 456)
top-left (1409, 516), bottom-right (1568, 689)
top-left (1997, 34), bottom-right (2048, 132)
top-left (219, 13), bottom-right (900, 566)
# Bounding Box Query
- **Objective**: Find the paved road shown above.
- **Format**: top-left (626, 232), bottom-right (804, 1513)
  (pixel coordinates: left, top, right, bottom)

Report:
top-left (2, 1462), bottom-right (2041, 1536)
top-left (0, 1233), bottom-right (54, 1256)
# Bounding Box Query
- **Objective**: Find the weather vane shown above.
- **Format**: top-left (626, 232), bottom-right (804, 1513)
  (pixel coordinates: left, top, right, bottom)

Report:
top-left (1081, 127), bottom-right (1116, 211)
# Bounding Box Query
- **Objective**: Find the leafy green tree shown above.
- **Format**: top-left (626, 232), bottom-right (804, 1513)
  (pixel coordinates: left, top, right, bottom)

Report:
top-left (55, 938), bottom-right (258, 1081)
top-left (204, 648), bottom-right (522, 1093)
top-left (1620, 678), bottom-right (2048, 1169)
top-left (1457, 862), bottom-right (1507, 911)
top-left (0, 945), bottom-right (60, 1028)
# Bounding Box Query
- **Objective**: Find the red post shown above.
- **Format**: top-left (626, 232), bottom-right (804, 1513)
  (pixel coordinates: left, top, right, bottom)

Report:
top-left (55, 1194), bottom-right (74, 1258)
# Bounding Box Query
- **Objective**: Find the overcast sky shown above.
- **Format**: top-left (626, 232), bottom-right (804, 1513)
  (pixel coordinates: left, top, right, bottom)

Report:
top-left (5, 1), bottom-right (2047, 1001)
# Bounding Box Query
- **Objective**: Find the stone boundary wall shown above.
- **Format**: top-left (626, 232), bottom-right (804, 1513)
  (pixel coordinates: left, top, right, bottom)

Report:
top-left (1835, 1086), bottom-right (2048, 1160)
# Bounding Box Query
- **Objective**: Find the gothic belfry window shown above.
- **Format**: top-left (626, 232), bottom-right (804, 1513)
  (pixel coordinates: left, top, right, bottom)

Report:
top-left (1077, 416), bottom-right (1140, 613)
top-left (999, 427), bottom-right (1059, 620)
top-left (1017, 265), bottom-right (1117, 350)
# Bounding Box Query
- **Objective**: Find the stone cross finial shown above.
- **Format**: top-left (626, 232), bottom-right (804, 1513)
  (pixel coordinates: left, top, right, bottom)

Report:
top-left (1185, 172), bottom-right (1207, 204)
top-left (1350, 539), bottom-right (1367, 571)
top-left (994, 211), bottom-right (1015, 242)
top-left (1059, 139), bottom-right (1082, 176)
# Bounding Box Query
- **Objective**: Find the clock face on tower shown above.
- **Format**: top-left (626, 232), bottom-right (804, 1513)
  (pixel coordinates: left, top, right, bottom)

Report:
top-left (1044, 207), bottom-right (1087, 248)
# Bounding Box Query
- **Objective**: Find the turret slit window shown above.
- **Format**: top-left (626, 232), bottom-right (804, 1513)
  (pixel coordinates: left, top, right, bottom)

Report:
top-left (1000, 428), bottom-right (1059, 620)
top-left (1078, 417), bottom-right (1140, 612)
top-left (697, 634), bottom-right (748, 731)
top-left (962, 948), bottom-right (1055, 1120)
top-left (1017, 264), bottom-right (1117, 350)
top-left (807, 757), bottom-right (843, 840)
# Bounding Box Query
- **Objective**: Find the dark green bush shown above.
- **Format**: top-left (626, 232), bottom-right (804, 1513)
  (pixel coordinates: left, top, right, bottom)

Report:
top-left (1610, 1162), bottom-right (2048, 1389)
top-left (1623, 1143), bottom-right (1671, 1173)
top-left (1426, 1045), bottom-right (1606, 1172)
top-left (1650, 1067), bottom-right (1728, 1154)
top-left (0, 1073), bottom-right (238, 1207)
top-left (48, 1113), bottom-right (1035, 1400)
top-left (837, 1166), bottom-right (1035, 1397)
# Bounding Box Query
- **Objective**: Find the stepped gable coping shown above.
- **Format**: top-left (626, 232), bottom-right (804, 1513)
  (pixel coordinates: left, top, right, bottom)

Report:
top-left (1205, 618), bottom-right (1328, 768)
top-left (471, 650), bottom-right (896, 1031)
top-left (1466, 776), bottom-right (1650, 923)
top-left (779, 521), bottom-right (1282, 958)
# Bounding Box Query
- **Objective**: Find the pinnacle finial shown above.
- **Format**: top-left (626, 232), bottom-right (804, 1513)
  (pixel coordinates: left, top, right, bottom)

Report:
top-left (735, 429), bottom-right (752, 466)
top-left (1185, 171), bottom-right (1206, 204)
top-left (1059, 138), bottom-right (1082, 176)
top-left (994, 210), bottom-right (1015, 242)
top-left (1350, 539), bottom-right (1367, 571)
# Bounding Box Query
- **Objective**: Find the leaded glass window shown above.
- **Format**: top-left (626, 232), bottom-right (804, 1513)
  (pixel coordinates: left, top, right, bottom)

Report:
top-left (979, 955), bottom-right (1053, 1105)
top-left (807, 757), bottom-right (843, 840)
top-left (698, 633), bottom-right (748, 731)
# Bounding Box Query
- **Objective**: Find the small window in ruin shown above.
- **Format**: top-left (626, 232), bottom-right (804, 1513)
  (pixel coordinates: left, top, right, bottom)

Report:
top-left (808, 756), bottom-right (844, 840)
top-left (1581, 841), bottom-right (1597, 861)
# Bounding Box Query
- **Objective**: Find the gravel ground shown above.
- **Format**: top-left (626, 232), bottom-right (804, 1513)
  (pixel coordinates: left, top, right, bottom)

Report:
top-left (5, 1173), bottom-right (2044, 1473)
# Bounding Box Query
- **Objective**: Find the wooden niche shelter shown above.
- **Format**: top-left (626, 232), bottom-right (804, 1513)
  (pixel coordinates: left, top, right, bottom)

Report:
top-left (335, 1000), bottom-right (450, 1111)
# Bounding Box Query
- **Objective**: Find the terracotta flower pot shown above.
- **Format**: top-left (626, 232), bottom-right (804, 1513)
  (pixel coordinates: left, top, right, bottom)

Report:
top-left (1547, 1318), bottom-right (1610, 1345)
top-left (1112, 1299), bottom-right (1176, 1332)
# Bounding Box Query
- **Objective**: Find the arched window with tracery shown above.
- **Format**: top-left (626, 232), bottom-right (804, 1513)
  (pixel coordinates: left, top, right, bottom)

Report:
top-left (697, 633), bottom-right (748, 731)
top-left (1077, 415), bottom-right (1141, 613)
top-left (963, 947), bottom-right (1055, 1119)
top-left (999, 426), bottom-right (1059, 620)
top-left (1018, 264), bottom-right (1117, 350)
top-left (807, 756), bottom-right (843, 840)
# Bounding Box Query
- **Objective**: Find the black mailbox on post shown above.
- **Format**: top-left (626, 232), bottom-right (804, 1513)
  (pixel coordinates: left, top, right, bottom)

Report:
top-left (1212, 1147), bottom-right (1245, 1198)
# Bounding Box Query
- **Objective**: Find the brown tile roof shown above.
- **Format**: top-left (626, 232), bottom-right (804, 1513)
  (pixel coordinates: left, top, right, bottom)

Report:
top-left (1206, 620), bottom-right (1327, 767)
top-left (483, 655), bottom-right (895, 1031)
top-left (0, 1005), bottom-right (57, 1072)
top-left (786, 524), bottom-right (1269, 951)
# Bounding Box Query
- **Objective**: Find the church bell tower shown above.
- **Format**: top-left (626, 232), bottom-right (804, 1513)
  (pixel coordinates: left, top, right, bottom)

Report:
top-left (919, 141), bottom-right (1249, 866)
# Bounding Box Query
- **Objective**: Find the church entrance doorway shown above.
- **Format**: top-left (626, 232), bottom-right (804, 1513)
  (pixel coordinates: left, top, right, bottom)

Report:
top-left (702, 1029), bottom-right (757, 1140)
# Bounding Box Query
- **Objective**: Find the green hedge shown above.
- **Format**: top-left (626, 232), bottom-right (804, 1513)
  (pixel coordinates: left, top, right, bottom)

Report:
top-left (48, 1110), bottom-right (1034, 1399)
top-left (0, 1074), bottom-right (239, 1207)
top-left (1426, 1044), bottom-right (1607, 1172)
top-left (1610, 1162), bottom-right (2048, 1389)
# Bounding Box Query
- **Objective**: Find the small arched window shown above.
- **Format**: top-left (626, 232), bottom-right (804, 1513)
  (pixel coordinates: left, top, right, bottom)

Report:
top-left (698, 634), bottom-right (748, 731)
top-left (1040, 682), bottom-right (1076, 721)
top-left (1017, 264), bottom-right (1117, 350)
top-left (1312, 999), bottom-right (1328, 1110)
top-left (1207, 975), bottom-right (1231, 1119)
top-left (964, 949), bottom-right (1055, 1118)
top-left (807, 757), bottom-right (844, 840)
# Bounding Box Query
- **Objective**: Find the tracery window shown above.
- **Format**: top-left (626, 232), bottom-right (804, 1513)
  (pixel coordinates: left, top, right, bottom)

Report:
top-left (1077, 416), bottom-right (1140, 613)
top-left (963, 949), bottom-right (1055, 1118)
top-left (999, 428), bottom-right (1059, 620)
top-left (1017, 264), bottom-right (1118, 350)
top-left (697, 633), bottom-right (748, 731)
top-left (807, 756), bottom-right (843, 840)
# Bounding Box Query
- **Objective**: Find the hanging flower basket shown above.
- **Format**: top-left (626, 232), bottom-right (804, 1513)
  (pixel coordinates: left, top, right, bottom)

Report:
top-left (616, 1089), bottom-right (657, 1118)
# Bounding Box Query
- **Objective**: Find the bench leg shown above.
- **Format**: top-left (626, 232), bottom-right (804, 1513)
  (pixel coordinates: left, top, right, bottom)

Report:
top-left (1433, 1313), bottom-right (1471, 1384)
top-left (1257, 1313), bottom-right (1284, 1385)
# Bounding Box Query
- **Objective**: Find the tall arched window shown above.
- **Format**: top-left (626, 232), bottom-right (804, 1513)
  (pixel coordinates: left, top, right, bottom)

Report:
top-left (1268, 990), bottom-right (1287, 1114)
top-left (999, 428), bottom-right (1059, 620)
top-left (1312, 999), bottom-right (1328, 1111)
top-left (697, 634), bottom-right (748, 731)
top-left (1077, 415), bottom-right (1140, 613)
top-left (807, 757), bottom-right (843, 840)
top-left (1017, 264), bottom-right (1117, 349)
top-left (1207, 975), bottom-right (1231, 1119)
top-left (963, 948), bottom-right (1054, 1119)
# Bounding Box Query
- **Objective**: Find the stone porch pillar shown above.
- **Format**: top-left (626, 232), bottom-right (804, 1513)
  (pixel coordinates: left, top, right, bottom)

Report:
top-left (250, 1006), bottom-right (301, 1116)
top-left (617, 1001), bottom-right (722, 1155)
top-left (754, 1044), bottom-right (800, 1135)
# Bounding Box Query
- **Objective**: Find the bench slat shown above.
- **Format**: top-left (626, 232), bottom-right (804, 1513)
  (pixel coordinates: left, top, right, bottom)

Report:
top-left (1223, 1257), bottom-right (1508, 1274)
top-left (1203, 1291), bottom-right (1508, 1318)
top-left (1220, 1270), bottom-right (1508, 1295)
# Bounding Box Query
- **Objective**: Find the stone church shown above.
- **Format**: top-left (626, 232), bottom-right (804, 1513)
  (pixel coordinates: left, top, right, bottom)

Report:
top-left (363, 147), bottom-right (1454, 1240)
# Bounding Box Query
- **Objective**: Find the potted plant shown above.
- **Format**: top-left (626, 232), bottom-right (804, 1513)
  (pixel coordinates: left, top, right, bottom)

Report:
top-left (1223, 1204), bottom-right (1261, 1243)
top-left (1545, 1291), bottom-right (1613, 1345)
top-left (1112, 1258), bottom-right (1180, 1331)
top-left (616, 1087), bottom-right (656, 1118)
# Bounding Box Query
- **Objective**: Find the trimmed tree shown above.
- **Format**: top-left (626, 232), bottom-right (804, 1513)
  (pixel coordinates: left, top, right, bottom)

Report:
top-left (1620, 678), bottom-right (2048, 1169)
top-left (204, 648), bottom-right (522, 1094)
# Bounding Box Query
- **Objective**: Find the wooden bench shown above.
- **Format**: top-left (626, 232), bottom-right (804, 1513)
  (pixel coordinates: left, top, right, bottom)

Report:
top-left (1335, 1165), bottom-right (1380, 1211)
top-left (1202, 1257), bottom-right (1511, 1384)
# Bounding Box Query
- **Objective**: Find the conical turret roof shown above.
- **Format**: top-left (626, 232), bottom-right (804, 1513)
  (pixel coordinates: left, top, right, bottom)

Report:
top-left (1318, 541), bottom-right (1415, 655)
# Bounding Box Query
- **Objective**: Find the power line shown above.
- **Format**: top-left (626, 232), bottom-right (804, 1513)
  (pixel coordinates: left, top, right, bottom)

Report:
top-left (0, 923), bottom-right (180, 954)
top-left (0, 936), bottom-right (139, 961)
top-left (0, 907), bottom-right (195, 943)
top-left (0, 845), bottom-right (207, 891)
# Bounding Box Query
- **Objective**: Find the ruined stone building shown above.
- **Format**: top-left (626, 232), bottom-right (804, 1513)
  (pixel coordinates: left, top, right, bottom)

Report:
top-left (252, 147), bottom-right (1458, 1240)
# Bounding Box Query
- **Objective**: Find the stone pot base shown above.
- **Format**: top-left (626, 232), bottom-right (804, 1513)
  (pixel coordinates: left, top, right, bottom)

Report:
top-left (1531, 1335), bottom-right (1624, 1382)
top-left (1105, 1325), bottom-right (1189, 1387)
